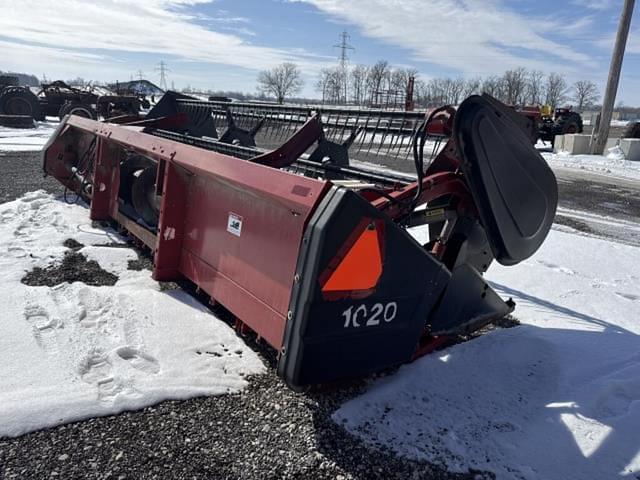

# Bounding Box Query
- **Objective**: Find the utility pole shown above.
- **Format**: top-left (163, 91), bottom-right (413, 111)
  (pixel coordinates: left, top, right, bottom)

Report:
top-left (333, 31), bottom-right (354, 103)
top-left (592, 0), bottom-right (635, 154)
top-left (155, 61), bottom-right (170, 91)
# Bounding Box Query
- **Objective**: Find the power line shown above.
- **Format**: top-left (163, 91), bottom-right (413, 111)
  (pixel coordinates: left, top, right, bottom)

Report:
top-left (155, 61), bottom-right (170, 91)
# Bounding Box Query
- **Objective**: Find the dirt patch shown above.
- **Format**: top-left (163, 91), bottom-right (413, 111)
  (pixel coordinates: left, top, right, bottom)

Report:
top-left (125, 250), bottom-right (179, 290)
top-left (62, 238), bottom-right (85, 251)
top-left (22, 251), bottom-right (118, 287)
top-left (127, 257), bottom-right (153, 271)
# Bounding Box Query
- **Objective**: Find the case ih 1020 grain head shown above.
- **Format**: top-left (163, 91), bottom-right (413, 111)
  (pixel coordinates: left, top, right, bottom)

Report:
top-left (42, 94), bottom-right (557, 388)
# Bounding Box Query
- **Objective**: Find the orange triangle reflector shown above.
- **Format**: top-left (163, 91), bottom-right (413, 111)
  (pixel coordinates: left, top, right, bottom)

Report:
top-left (321, 225), bottom-right (383, 294)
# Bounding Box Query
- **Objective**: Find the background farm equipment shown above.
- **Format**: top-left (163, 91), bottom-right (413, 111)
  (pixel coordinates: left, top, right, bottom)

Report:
top-left (38, 81), bottom-right (145, 120)
top-left (42, 93), bottom-right (557, 387)
top-left (518, 104), bottom-right (584, 145)
top-left (0, 75), bottom-right (41, 127)
top-left (623, 121), bottom-right (640, 138)
top-left (0, 78), bottom-right (146, 123)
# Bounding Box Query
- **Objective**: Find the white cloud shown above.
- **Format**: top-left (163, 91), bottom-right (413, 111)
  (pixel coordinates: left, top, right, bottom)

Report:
top-left (0, 0), bottom-right (328, 77)
top-left (0, 40), bottom-right (132, 82)
top-left (592, 27), bottom-right (640, 55)
top-left (571, 0), bottom-right (617, 10)
top-left (292, 0), bottom-right (598, 75)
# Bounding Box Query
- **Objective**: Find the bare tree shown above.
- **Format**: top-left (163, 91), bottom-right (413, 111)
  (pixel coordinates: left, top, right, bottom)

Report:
top-left (336, 66), bottom-right (349, 104)
top-left (502, 67), bottom-right (528, 105)
top-left (463, 77), bottom-right (482, 98)
top-left (257, 62), bottom-right (303, 104)
top-left (413, 79), bottom-right (429, 107)
top-left (481, 75), bottom-right (505, 101)
top-left (572, 80), bottom-right (599, 112)
top-left (526, 70), bottom-right (545, 105)
top-left (316, 68), bottom-right (331, 103)
top-left (448, 78), bottom-right (466, 105)
top-left (544, 72), bottom-right (568, 108)
top-left (350, 64), bottom-right (369, 105)
top-left (390, 68), bottom-right (419, 93)
top-left (367, 60), bottom-right (390, 105)
top-left (316, 67), bottom-right (343, 104)
top-left (426, 78), bottom-right (446, 106)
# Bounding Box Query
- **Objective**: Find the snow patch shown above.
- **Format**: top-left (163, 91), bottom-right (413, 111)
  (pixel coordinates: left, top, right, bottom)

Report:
top-left (542, 151), bottom-right (640, 181)
top-left (0, 120), bottom-right (59, 152)
top-left (334, 228), bottom-right (640, 480)
top-left (0, 192), bottom-right (264, 437)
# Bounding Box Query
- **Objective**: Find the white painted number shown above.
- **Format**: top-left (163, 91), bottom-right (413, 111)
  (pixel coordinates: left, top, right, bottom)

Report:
top-left (342, 302), bottom-right (398, 329)
top-left (367, 303), bottom-right (383, 326)
top-left (383, 301), bottom-right (397, 323)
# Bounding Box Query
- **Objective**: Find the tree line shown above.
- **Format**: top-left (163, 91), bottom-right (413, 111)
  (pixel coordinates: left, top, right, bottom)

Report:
top-left (257, 61), bottom-right (601, 112)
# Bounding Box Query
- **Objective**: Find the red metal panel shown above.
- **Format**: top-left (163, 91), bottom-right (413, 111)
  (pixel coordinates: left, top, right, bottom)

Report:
top-left (90, 139), bottom-right (119, 221)
top-left (178, 166), bottom-right (329, 349)
top-left (154, 161), bottom-right (189, 281)
top-left (43, 116), bottom-right (331, 349)
top-left (179, 249), bottom-right (286, 348)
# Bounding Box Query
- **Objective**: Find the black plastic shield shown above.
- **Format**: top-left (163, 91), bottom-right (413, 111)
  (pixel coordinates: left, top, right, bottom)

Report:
top-left (455, 95), bottom-right (558, 266)
top-left (278, 187), bottom-right (450, 388)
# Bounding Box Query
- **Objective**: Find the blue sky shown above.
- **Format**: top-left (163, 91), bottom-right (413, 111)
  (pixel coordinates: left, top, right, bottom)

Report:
top-left (1, 0), bottom-right (639, 104)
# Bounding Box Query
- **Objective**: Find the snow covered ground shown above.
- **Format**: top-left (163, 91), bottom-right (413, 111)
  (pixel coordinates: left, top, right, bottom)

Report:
top-left (542, 148), bottom-right (640, 182)
top-left (335, 225), bottom-right (640, 480)
top-left (0, 120), bottom-right (59, 153)
top-left (583, 119), bottom-right (630, 127)
top-left (0, 191), bottom-right (264, 438)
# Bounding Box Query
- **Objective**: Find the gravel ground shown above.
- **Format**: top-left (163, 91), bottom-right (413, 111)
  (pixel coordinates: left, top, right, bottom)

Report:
top-left (0, 151), bottom-right (58, 203)
top-left (2, 143), bottom-right (638, 479)
top-left (0, 150), bottom-right (486, 479)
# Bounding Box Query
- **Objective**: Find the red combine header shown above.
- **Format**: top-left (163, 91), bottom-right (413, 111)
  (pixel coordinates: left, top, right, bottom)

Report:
top-left (42, 94), bottom-right (557, 388)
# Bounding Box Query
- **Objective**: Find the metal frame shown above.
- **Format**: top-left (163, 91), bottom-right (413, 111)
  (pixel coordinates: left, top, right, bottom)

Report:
top-left (42, 93), bottom-right (552, 387)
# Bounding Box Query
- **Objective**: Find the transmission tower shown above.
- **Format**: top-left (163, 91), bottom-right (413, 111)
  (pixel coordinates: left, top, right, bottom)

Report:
top-left (155, 61), bottom-right (170, 91)
top-left (136, 70), bottom-right (145, 81)
top-left (333, 31), bottom-right (355, 103)
top-left (333, 30), bottom-right (354, 69)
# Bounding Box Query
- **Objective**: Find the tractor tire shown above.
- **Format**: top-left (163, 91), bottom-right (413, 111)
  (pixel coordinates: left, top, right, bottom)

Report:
top-left (0, 114), bottom-right (36, 129)
top-left (622, 121), bottom-right (640, 139)
top-left (0, 87), bottom-right (42, 120)
top-left (58, 102), bottom-right (97, 120)
top-left (556, 111), bottom-right (583, 135)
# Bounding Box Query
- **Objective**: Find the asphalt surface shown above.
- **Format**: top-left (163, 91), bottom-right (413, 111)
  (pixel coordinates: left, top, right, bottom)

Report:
top-left (349, 148), bottom-right (640, 247)
top-left (1, 148), bottom-right (639, 480)
top-left (552, 167), bottom-right (640, 247)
